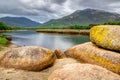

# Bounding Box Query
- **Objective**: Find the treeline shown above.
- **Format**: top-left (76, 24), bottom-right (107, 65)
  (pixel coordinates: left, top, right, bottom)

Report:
top-left (39, 25), bottom-right (91, 30)
top-left (0, 22), bottom-right (12, 30)
top-left (104, 22), bottom-right (120, 25)
top-left (64, 25), bottom-right (91, 29)
top-left (0, 22), bottom-right (28, 30)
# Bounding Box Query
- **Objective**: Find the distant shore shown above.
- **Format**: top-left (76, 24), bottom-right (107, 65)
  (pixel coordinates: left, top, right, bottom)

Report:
top-left (36, 29), bottom-right (90, 35)
top-left (0, 30), bottom-right (16, 32)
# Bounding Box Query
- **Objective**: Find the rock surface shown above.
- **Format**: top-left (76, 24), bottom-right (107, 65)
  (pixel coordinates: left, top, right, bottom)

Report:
top-left (48, 63), bottom-right (120, 80)
top-left (65, 42), bottom-right (120, 74)
top-left (90, 25), bottom-right (120, 51)
top-left (0, 46), bottom-right (56, 71)
top-left (54, 49), bottom-right (66, 59)
top-left (0, 58), bottom-right (78, 80)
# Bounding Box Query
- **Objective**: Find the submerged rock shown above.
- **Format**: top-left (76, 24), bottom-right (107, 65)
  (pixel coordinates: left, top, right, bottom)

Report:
top-left (0, 46), bottom-right (56, 71)
top-left (90, 25), bottom-right (120, 51)
top-left (48, 63), bottom-right (120, 80)
top-left (65, 42), bottom-right (120, 74)
top-left (5, 36), bottom-right (12, 41)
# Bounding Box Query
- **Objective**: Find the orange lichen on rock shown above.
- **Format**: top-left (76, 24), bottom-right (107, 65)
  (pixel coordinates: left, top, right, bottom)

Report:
top-left (65, 42), bottom-right (120, 74)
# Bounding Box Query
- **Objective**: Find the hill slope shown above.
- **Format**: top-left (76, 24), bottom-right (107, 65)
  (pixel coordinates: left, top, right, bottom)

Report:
top-left (0, 17), bottom-right (41, 28)
top-left (41, 8), bottom-right (120, 28)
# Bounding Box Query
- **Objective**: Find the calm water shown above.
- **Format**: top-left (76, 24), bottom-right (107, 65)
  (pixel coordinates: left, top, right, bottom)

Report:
top-left (2, 30), bottom-right (90, 50)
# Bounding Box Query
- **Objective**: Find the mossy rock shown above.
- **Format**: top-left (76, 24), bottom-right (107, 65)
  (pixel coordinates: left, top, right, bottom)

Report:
top-left (90, 25), bottom-right (120, 51)
top-left (65, 42), bottom-right (120, 74)
top-left (0, 46), bottom-right (56, 71)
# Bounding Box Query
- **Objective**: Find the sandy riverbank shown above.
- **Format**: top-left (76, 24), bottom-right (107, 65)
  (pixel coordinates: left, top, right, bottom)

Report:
top-left (36, 29), bottom-right (90, 35)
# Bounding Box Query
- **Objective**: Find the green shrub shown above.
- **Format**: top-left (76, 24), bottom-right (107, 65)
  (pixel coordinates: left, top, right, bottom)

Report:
top-left (0, 37), bottom-right (8, 46)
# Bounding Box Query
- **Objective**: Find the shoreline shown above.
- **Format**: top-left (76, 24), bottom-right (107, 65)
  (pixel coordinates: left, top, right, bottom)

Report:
top-left (36, 29), bottom-right (90, 35)
top-left (0, 30), bottom-right (16, 32)
top-left (0, 29), bottom-right (90, 35)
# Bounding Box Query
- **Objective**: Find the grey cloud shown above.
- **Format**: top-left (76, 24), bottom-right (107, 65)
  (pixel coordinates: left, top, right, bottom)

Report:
top-left (0, 0), bottom-right (120, 23)
top-left (51, 0), bottom-right (67, 4)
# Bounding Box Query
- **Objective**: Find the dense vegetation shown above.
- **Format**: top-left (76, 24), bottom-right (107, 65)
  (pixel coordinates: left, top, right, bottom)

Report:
top-left (0, 22), bottom-right (12, 30)
top-left (68, 25), bottom-right (91, 29)
top-left (104, 22), bottom-right (120, 25)
top-left (39, 25), bottom-right (91, 29)
top-left (0, 22), bottom-right (29, 30)
top-left (0, 22), bottom-right (11, 48)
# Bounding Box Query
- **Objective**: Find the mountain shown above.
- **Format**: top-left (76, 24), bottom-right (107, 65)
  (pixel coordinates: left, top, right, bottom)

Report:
top-left (41, 8), bottom-right (120, 28)
top-left (0, 17), bottom-right (41, 28)
top-left (45, 19), bottom-right (56, 24)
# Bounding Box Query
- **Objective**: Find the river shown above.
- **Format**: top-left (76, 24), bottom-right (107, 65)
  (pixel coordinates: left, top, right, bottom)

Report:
top-left (2, 30), bottom-right (90, 50)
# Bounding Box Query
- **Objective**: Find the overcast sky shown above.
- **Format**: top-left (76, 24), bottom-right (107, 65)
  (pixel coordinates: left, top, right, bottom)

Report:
top-left (0, 0), bottom-right (120, 23)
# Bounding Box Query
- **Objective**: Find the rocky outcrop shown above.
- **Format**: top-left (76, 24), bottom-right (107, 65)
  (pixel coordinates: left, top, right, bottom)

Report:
top-left (65, 42), bottom-right (120, 74)
top-left (48, 63), bottom-right (120, 80)
top-left (0, 46), bottom-right (56, 71)
top-left (54, 49), bottom-right (66, 59)
top-left (90, 25), bottom-right (120, 51)
top-left (0, 58), bottom-right (78, 80)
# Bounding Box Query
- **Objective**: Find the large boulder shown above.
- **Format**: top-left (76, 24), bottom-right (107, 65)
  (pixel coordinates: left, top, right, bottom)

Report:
top-left (0, 58), bottom-right (78, 80)
top-left (65, 42), bottom-right (120, 74)
top-left (48, 63), bottom-right (120, 80)
top-left (47, 58), bottom-right (78, 73)
top-left (90, 25), bottom-right (120, 51)
top-left (0, 46), bottom-right (56, 71)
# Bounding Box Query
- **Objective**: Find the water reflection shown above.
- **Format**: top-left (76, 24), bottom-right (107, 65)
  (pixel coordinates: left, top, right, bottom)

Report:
top-left (2, 30), bottom-right (90, 50)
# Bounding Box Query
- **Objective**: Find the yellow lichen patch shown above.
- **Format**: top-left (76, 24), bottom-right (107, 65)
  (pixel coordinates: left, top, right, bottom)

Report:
top-left (78, 43), bottom-right (120, 74)
top-left (44, 50), bottom-right (53, 57)
top-left (104, 32), bottom-right (113, 49)
top-left (90, 25), bottom-right (120, 51)
top-left (89, 53), bottom-right (120, 74)
top-left (90, 26), bottom-right (109, 45)
top-left (65, 42), bottom-right (120, 74)
top-left (72, 50), bottom-right (120, 74)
